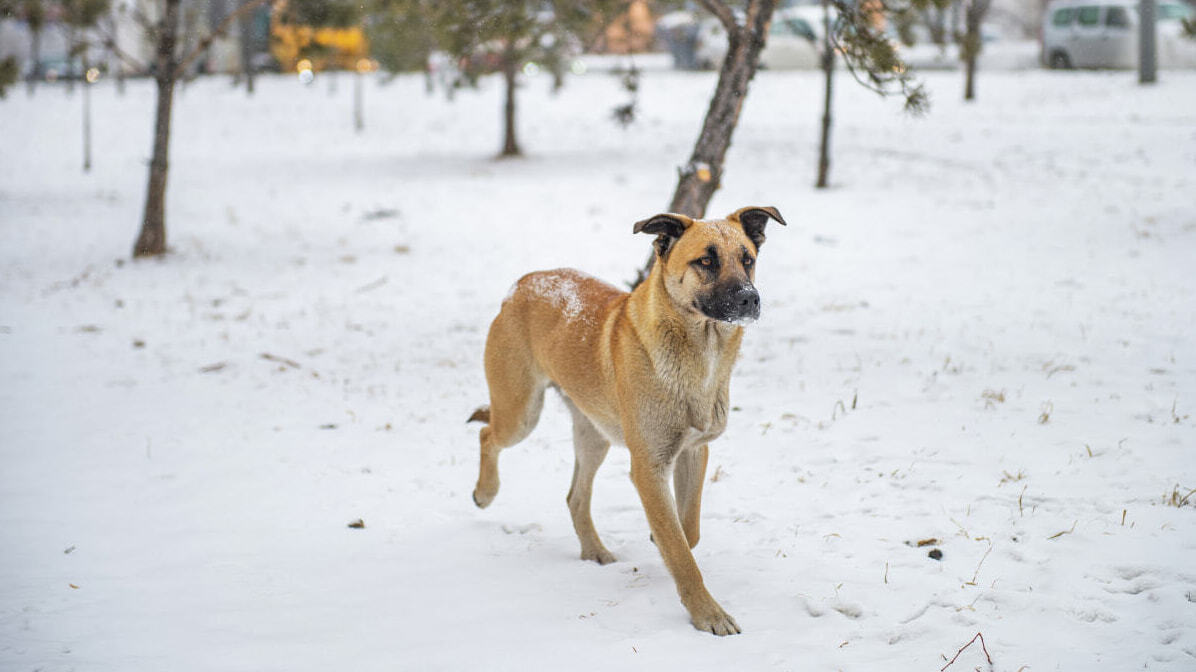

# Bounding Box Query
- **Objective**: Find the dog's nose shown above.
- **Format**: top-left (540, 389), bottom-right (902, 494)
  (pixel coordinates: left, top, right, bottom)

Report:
top-left (737, 288), bottom-right (759, 310)
top-left (731, 285), bottom-right (760, 321)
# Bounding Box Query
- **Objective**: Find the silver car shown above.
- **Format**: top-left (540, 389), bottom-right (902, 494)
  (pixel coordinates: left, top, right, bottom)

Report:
top-left (1042, 0), bottom-right (1196, 69)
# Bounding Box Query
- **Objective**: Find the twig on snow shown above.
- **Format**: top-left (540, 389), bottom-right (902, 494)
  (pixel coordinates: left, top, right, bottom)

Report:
top-left (940, 631), bottom-right (993, 671)
top-left (261, 352), bottom-right (301, 369)
top-left (964, 541), bottom-right (993, 587)
top-left (1047, 521), bottom-right (1076, 540)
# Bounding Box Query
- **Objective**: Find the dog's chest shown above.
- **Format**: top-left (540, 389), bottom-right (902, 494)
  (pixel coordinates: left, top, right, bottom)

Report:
top-left (683, 385), bottom-right (729, 441)
top-left (675, 330), bottom-right (731, 410)
top-left (676, 365), bottom-right (730, 452)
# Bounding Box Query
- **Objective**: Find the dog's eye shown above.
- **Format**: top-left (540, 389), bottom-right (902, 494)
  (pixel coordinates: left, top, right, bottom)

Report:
top-left (698, 256), bottom-right (714, 267)
top-left (743, 254), bottom-right (755, 267)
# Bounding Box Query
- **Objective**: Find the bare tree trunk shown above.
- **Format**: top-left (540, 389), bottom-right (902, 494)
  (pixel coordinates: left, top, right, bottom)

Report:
top-left (963, 47), bottom-right (977, 100)
top-left (631, 1), bottom-right (776, 285)
top-left (82, 54), bottom-right (92, 172)
top-left (133, 0), bottom-right (181, 258)
top-left (66, 26), bottom-right (77, 94)
top-left (815, 0), bottom-right (833, 189)
top-left (499, 46), bottom-right (521, 157)
top-left (667, 1), bottom-right (776, 217)
top-left (353, 70), bottom-right (364, 133)
top-left (1139, 0), bottom-right (1157, 84)
top-left (961, 0), bottom-right (989, 101)
top-left (921, 7), bottom-right (947, 46)
top-left (239, 13), bottom-right (255, 95)
top-left (27, 27), bottom-right (41, 94)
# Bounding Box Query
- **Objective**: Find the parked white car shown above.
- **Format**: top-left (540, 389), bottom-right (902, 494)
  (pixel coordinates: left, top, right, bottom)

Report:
top-left (695, 6), bottom-right (830, 71)
top-left (1041, 0), bottom-right (1196, 69)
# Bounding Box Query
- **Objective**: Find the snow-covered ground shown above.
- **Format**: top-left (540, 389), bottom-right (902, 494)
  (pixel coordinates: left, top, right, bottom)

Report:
top-left (1, 65), bottom-right (1194, 671)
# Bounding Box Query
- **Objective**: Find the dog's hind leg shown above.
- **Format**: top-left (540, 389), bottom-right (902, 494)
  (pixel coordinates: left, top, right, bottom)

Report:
top-left (563, 399), bottom-right (615, 564)
top-left (472, 322), bottom-right (547, 509)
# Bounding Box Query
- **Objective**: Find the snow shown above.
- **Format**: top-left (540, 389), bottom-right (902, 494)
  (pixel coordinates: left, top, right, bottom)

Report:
top-left (524, 270), bottom-right (590, 322)
top-left (2, 65), bottom-right (1195, 671)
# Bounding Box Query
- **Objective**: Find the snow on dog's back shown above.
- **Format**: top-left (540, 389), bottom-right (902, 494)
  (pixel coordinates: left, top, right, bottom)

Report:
top-left (505, 268), bottom-right (623, 329)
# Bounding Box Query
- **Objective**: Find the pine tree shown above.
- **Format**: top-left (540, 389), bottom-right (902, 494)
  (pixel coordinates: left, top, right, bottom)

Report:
top-left (813, 0), bottom-right (948, 189)
top-left (366, 0), bottom-right (439, 77)
top-left (428, 0), bottom-right (624, 158)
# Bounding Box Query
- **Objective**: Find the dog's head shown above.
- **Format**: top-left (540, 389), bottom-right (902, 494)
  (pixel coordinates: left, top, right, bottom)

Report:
top-left (634, 206), bottom-right (787, 325)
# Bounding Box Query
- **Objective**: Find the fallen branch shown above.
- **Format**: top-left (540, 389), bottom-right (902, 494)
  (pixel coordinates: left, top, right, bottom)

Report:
top-left (941, 632), bottom-right (993, 671)
top-left (356, 276), bottom-right (388, 293)
top-left (261, 352), bottom-right (301, 369)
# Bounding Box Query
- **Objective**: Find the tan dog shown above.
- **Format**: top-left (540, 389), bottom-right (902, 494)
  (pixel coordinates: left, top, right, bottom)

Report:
top-left (469, 206), bottom-right (787, 635)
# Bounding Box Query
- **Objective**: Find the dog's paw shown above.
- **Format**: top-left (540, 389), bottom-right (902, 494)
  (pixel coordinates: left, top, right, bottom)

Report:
top-left (472, 487), bottom-right (496, 509)
top-left (690, 603), bottom-right (741, 636)
top-left (581, 548), bottom-right (617, 565)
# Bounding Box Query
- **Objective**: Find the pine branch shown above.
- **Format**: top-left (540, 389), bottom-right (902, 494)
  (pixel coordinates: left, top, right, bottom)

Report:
top-left (174, 0), bottom-right (275, 78)
top-left (826, 0), bottom-right (928, 113)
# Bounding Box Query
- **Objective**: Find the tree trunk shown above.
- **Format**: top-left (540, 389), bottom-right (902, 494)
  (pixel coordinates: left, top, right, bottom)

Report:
top-left (631, 1), bottom-right (776, 285)
top-left (27, 27), bottom-right (41, 94)
top-left (815, 0), bottom-right (834, 189)
top-left (1139, 0), bottom-right (1157, 84)
top-left (963, 46), bottom-right (977, 101)
top-left (499, 47), bottom-right (521, 157)
top-left (667, 1), bottom-right (776, 217)
top-left (961, 0), bottom-right (988, 101)
top-left (353, 70), bottom-right (364, 133)
top-left (922, 7), bottom-right (947, 46)
top-left (82, 54), bottom-right (92, 172)
top-left (239, 13), bottom-right (255, 95)
top-left (133, 0), bottom-right (181, 258)
top-left (65, 27), bottom-right (77, 94)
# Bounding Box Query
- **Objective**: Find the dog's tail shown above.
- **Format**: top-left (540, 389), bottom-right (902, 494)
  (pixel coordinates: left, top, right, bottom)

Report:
top-left (467, 405), bottom-right (491, 424)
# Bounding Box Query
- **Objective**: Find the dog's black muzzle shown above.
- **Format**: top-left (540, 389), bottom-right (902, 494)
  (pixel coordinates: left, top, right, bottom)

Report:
top-left (698, 283), bottom-right (761, 324)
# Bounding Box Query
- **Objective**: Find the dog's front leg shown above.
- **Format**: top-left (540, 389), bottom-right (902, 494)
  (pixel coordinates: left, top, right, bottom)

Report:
top-left (628, 446), bottom-right (739, 636)
top-left (673, 444), bottom-right (709, 549)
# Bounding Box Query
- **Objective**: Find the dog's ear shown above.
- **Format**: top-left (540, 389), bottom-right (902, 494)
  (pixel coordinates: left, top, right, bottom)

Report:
top-left (729, 206), bottom-right (787, 250)
top-left (633, 213), bottom-right (693, 259)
